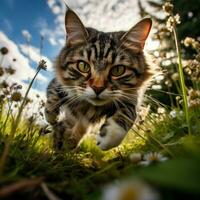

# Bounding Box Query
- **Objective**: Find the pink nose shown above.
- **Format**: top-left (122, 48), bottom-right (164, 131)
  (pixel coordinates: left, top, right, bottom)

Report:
top-left (91, 86), bottom-right (105, 95)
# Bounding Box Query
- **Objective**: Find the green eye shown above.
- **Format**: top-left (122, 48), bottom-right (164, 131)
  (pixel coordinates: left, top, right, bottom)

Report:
top-left (110, 65), bottom-right (126, 77)
top-left (77, 61), bottom-right (90, 73)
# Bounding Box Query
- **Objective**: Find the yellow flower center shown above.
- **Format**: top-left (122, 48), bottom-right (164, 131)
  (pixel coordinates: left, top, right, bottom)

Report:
top-left (120, 186), bottom-right (138, 200)
top-left (149, 154), bottom-right (159, 162)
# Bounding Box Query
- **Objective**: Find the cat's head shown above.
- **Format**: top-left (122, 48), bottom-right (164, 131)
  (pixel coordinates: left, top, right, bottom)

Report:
top-left (55, 8), bottom-right (153, 106)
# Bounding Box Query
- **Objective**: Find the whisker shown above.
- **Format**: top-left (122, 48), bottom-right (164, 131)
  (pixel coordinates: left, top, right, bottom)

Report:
top-left (144, 94), bottom-right (169, 109)
top-left (48, 96), bottom-right (69, 111)
top-left (113, 90), bottom-right (138, 103)
top-left (121, 87), bottom-right (141, 91)
top-left (149, 88), bottom-right (181, 96)
top-left (65, 95), bottom-right (82, 110)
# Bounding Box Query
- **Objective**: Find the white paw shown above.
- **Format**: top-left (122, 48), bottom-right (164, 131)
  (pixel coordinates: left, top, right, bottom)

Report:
top-left (96, 118), bottom-right (127, 150)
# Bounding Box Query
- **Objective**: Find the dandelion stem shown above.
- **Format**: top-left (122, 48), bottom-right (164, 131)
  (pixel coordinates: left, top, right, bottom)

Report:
top-left (40, 35), bottom-right (44, 59)
top-left (0, 67), bottom-right (42, 176)
top-left (0, 102), bottom-right (4, 122)
top-left (2, 101), bottom-right (13, 134)
top-left (11, 69), bottom-right (41, 133)
top-left (0, 56), bottom-right (4, 66)
top-left (172, 26), bottom-right (191, 135)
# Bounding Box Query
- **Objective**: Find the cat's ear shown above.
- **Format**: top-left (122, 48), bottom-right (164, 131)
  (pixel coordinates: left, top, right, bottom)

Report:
top-left (120, 18), bottom-right (152, 53)
top-left (65, 8), bottom-right (89, 47)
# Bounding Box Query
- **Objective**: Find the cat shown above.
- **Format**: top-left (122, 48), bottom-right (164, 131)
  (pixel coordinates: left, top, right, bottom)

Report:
top-left (45, 7), bottom-right (153, 151)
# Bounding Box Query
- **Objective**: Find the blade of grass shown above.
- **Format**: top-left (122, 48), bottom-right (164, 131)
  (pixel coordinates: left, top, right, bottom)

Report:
top-left (172, 26), bottom-right (191, 135)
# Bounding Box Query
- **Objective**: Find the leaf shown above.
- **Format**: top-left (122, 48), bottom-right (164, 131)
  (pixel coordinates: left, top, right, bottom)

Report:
top-left (137, 158), bottom-right (200, 193)
top-left (162, 132), bottom-right (175, 142)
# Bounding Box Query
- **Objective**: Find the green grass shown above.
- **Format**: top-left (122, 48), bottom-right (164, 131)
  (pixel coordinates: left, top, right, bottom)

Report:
top-left (0, 106), bottom-right (200, 199)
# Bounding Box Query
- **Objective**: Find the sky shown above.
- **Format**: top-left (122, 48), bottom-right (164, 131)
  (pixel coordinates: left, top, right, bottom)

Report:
top-left (0, 0), bottom-right (154, 99)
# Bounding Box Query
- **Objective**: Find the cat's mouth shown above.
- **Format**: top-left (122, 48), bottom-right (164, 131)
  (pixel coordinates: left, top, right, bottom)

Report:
top-left (88, 97), bottom-right (111, 106)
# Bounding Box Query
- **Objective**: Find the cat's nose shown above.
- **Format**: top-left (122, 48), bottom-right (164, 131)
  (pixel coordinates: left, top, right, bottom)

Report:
top-left (91, 86), bottom-right (105, 96)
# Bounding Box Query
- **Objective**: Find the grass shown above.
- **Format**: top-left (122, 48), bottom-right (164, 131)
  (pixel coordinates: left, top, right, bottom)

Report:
top-left (0, 60), bottom-right (47, 175)
top-left (1, 2), bottom-right (200, 199)
top-left (0, 107), bottom-right (200, 199)
top-left (172, 25), bottom-right (191, 135)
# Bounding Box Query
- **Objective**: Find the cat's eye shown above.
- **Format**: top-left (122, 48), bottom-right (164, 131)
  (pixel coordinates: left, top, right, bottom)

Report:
top-left (110, 65), bottom-right (126, 77)
top-left (77, 61), bottom-right (90, 73)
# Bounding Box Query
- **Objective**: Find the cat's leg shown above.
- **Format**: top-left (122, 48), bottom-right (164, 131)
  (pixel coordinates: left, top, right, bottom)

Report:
top-left (96, 106), bottom-right (136, 150)
top-left (45, 79), bottom-right (62, 149)
top-left (68, 118), bottom-right (88, 149)
top-left (52, 121), bottom-right (67, 150)
top-left (44, 79), bottom-right (73, 150)
top-left (45, 79), bottom-right (88, 150)
top-left (51, 109), bottom-right (88, 151)
top-left (44, 79), bottom-right (62, 125)
top-left (53, 118), bottom-right (88, 151)
top-left (52, 119), bottom-right (74, 150)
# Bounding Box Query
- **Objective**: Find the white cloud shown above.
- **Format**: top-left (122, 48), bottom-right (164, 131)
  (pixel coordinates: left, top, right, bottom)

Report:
top-left (22, 29), bottom-right (32, 42)
top-left (44, 0), bottom-right (141, 47)
top-left (19, 44), bottom-right (53, 71)
top-left (0, 32), bottom-right (48, 117)
top-left (58, 38), bottom-right (65, 46)
top-left (38, 22), bottom-right (64, 46)
top-left (0, 31), bottom-right (47, 82)
top-left (66, 0), bottom-right (140, 31)
top-left (49, 37), bottom-right (57, 46)
top-left (47, 0), bottom-right (56, 8)
top-left (52, 5), bottom-right (61, 14)
top-left (44, 0), bottom-right (158, 51)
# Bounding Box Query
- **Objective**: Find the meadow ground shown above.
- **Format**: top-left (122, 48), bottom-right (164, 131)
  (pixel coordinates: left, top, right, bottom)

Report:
top-left (0, 100), bottom-right (200, 200)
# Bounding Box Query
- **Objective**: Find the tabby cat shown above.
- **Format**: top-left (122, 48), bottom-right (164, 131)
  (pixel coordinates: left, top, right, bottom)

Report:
top-left (45, 8), bottom-right (153, 151)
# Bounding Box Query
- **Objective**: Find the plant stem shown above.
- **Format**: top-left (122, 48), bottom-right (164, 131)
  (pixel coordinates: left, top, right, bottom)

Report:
top-left (10, 69), bottom-right (41, 137)
top-left (172, 26), bottom-right (191, 135)
top-left (0, 102), bottom-right (4, 122)
top-left (131, 128), bottom-right (157, 150)
top-left (0, 56), bottom-right (4, 66)
top-left (0, 68), bottom-right (41, 176)
top-left (147, 133), bottom-right (174, 157)
top-left (2, 102), bottom-right (13, 134)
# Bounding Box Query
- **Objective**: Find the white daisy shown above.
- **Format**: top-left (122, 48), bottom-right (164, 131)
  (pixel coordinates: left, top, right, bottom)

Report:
top-left (152, 85), bottom-right (162, 90)
top-left (157, 107), bottom-right (165, 114)
top-left (179, 111), bottom-right (184, 116)
top-left (102, 180), bottom-right (159, 200)
top-left (169, 110), bottom-right (177, 118)
top-left (140, 152), bottom-right (168, 166)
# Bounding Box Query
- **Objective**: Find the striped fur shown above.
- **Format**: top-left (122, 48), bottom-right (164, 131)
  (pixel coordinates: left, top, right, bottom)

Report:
top-left (45, 8), bottom-right (153, 150)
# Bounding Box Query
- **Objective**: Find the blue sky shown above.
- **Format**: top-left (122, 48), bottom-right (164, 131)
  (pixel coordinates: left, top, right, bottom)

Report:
top-left (0, 0), bottom-right (60, 56)
top-left (0, 0), bottom-right (149, 97)
top-left (0, 0), bottom-right (64, 94)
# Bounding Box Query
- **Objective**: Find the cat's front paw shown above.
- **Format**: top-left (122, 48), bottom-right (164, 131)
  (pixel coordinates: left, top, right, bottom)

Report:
top-left (52, 122), bottom-right (76, 151)
top-left (96, 118), bottom-right (127, 150)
